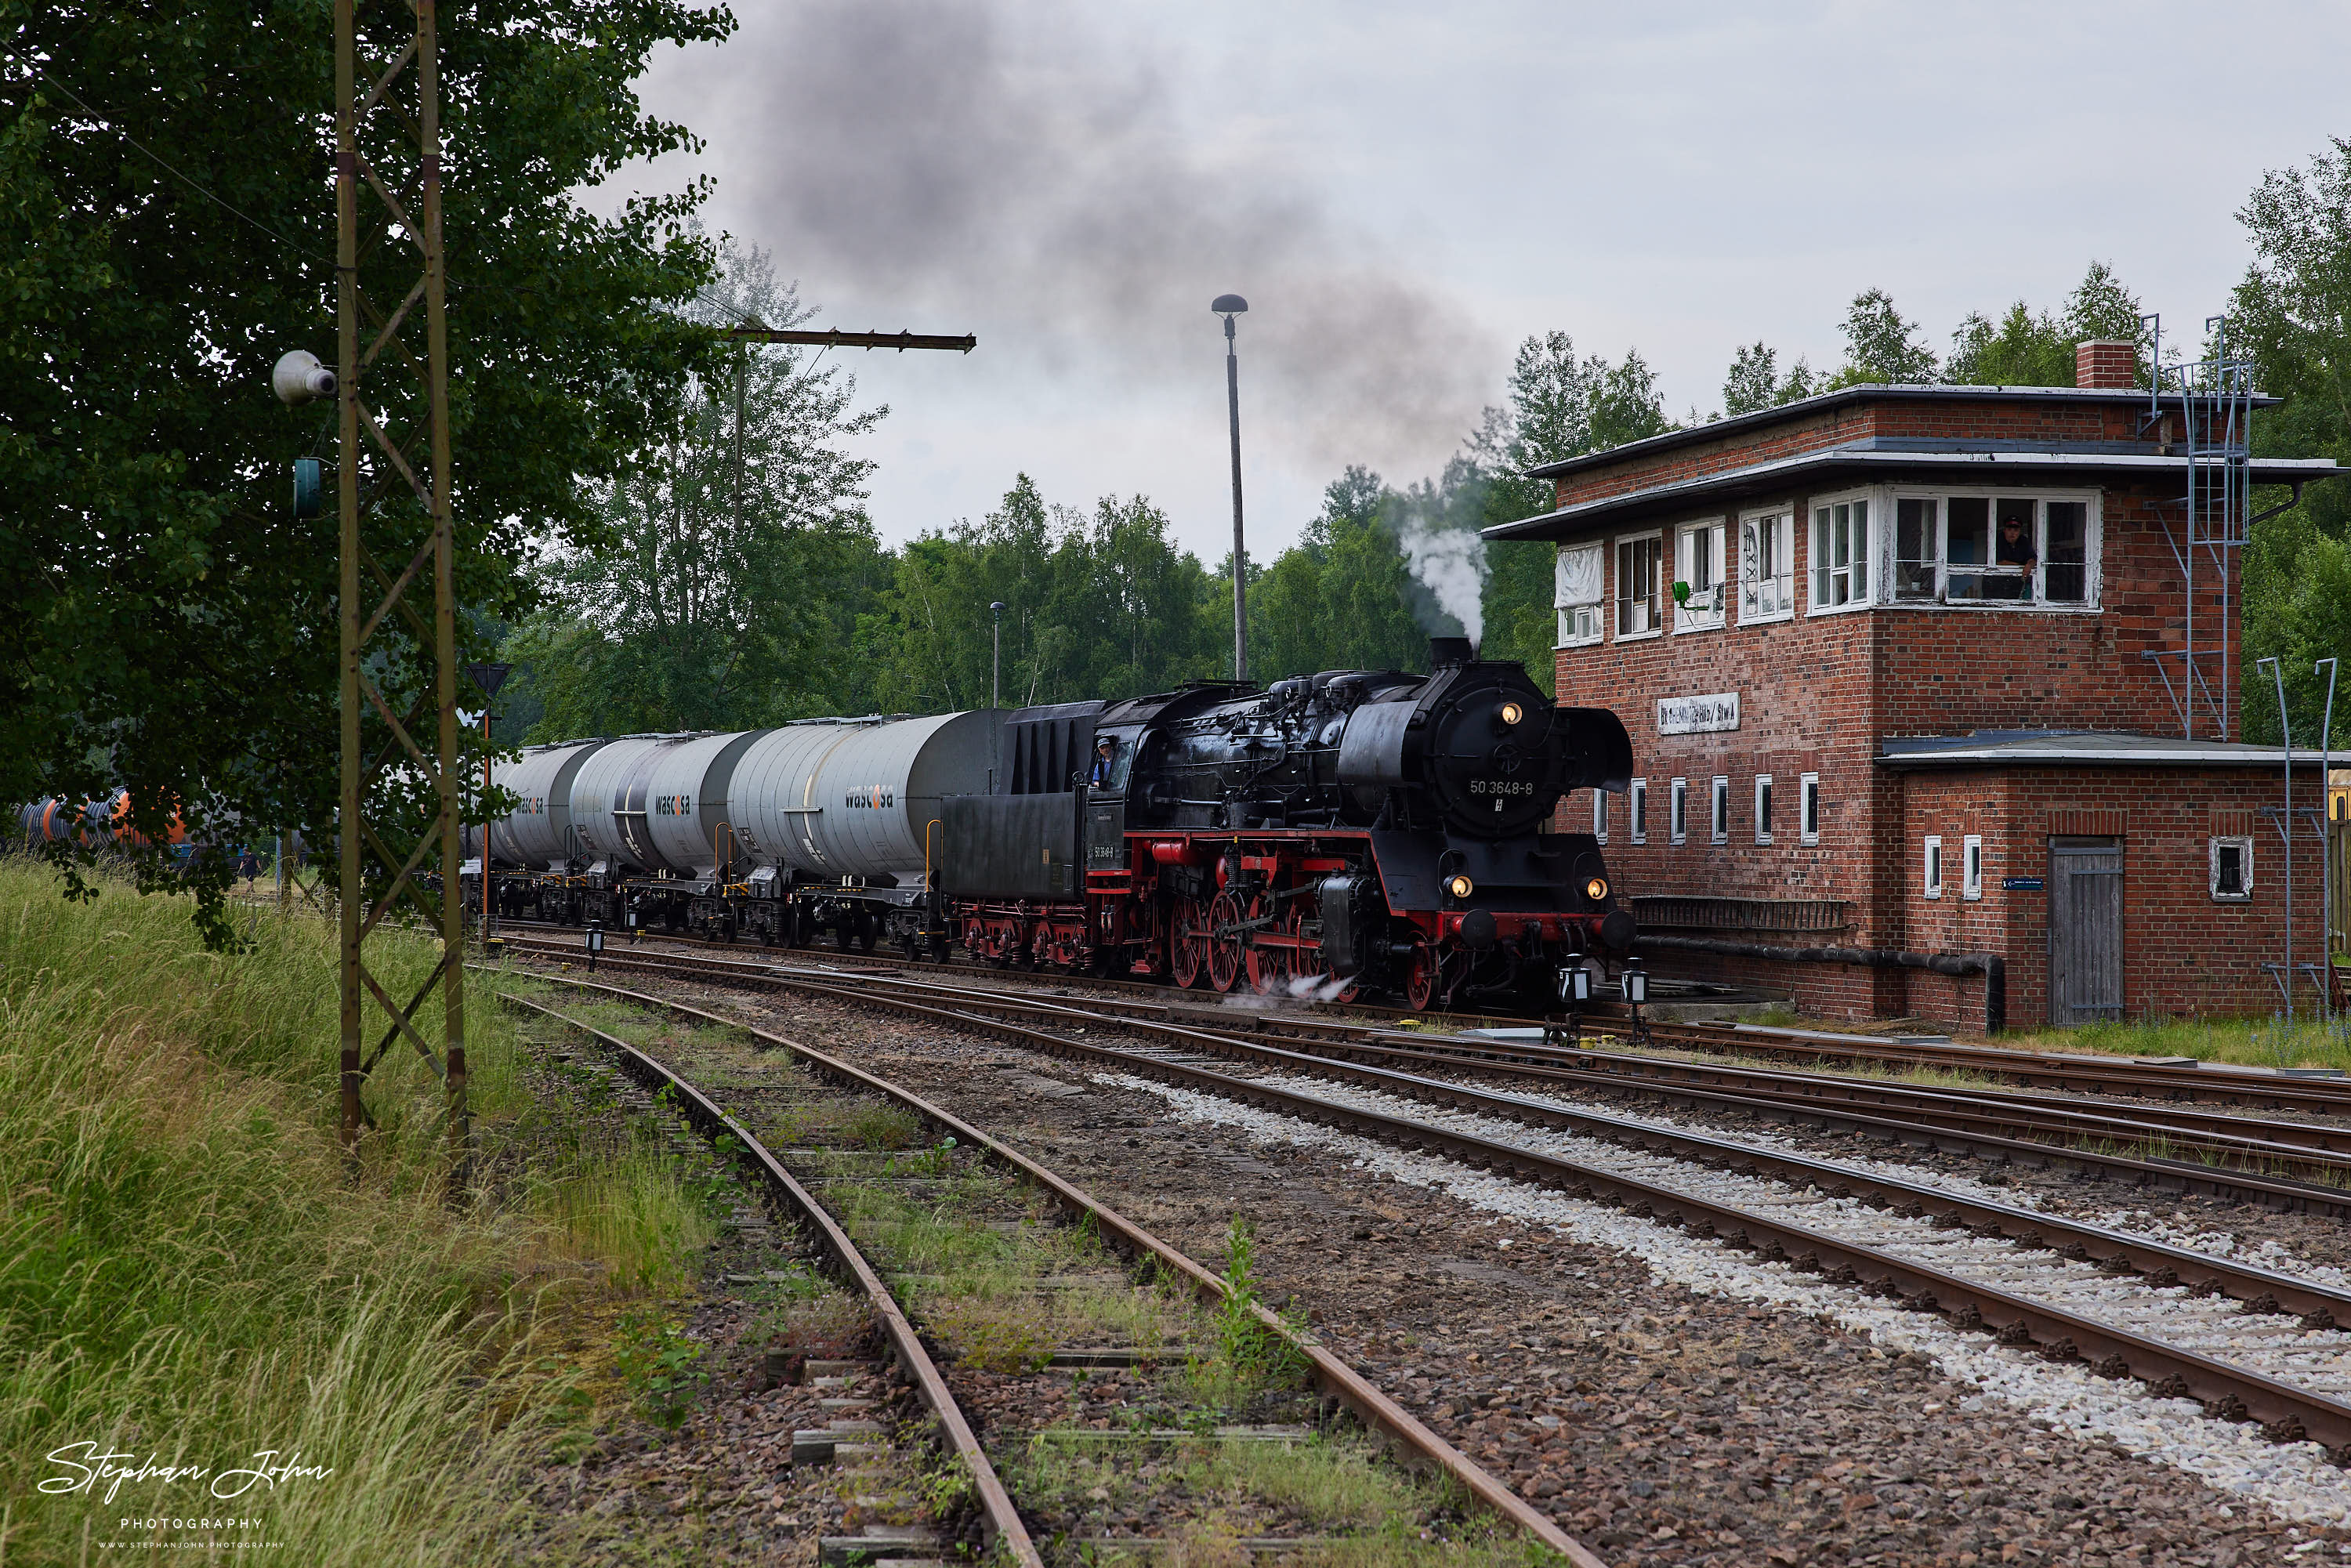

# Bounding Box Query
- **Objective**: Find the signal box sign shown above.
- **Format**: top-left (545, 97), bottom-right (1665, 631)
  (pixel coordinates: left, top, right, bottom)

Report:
top-left (1657, 692), bottom-right (1741, 736)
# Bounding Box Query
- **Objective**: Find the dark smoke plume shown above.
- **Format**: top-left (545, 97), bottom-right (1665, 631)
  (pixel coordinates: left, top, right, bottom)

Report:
top-left (657, 0), bottom-right (1496, 476)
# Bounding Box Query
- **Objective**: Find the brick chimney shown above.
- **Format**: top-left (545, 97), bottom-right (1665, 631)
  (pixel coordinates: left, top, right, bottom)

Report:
top-left (2075, 339), bottom-right (2138, 390)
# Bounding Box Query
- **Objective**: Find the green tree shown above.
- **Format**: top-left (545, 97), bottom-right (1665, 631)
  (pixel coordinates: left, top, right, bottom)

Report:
top-left (2233, 139), bottom-right (2351, 746)
top-left (504, 241), bottom-right (884, 737)
top-left (0, 0), bottom-right (729, 939)
top-left (1945, 262), bottom-right (2147, 386)
top-left (1831, 288), bottom-right (1940, 385)
top-left (1722, 342), bottom-right (1817, 416)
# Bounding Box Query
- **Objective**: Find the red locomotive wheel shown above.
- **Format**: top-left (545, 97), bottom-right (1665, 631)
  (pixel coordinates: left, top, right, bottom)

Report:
top-left (1170, 898), bottom-right (1210, 989)
top-left (1244, 893), bottom-right (1293, 994)
top-left (1206, 891), bottom-right (1245, 993)
top-left (1403, 939), bottom-right (1440, 1012)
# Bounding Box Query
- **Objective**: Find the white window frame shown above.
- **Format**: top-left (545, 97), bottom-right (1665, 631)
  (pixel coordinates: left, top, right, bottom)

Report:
top-left (1887, 487), bottom-right (2103, 612)
top-left (1923, 835), bottom-right (1944, 900)
top-left (1808, 489), bottom-right (1874, 616)
top-left (1554, 541), bottom-right (1607, 649)
top-left (1710, 776), bottom-right (1730, 846)
top-left (1669, 777), bottom-right (1688, 846)
top-left (1962, 835), bottom-right (1983, 900)
top-left (1672, 518), bottom-right (1728, 633)
top-left (2210, 835), bottom-right (2254, 902)
top-left (1629, 778), bottom-right (1647, 845)
top-left (1614, 531), bottom-right (1663, 642)
top-left (1754, 775), bottom-right (1773, 846)
top-left (1738, 504), bottom-right (1797, 625)
top-left (1799, 773), bottom-right (1820, 846)
top-left (1591, 788), bottom-right (1608, 844)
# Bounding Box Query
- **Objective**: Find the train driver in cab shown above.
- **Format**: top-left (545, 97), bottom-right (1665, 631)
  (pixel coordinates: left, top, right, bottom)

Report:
top-left (1089, 735), bottom-right (1118, 788)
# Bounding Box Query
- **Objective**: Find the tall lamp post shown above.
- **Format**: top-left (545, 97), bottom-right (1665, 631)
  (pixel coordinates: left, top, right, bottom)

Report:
top-left (990, 602), bottom-right (1006, 708)
top-left (1213, 294), bottom-right (1248, 683)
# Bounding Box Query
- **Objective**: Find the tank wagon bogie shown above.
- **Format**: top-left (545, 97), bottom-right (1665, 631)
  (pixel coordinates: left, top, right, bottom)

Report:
top-left (465, 639), bottom-right (1636, 1012)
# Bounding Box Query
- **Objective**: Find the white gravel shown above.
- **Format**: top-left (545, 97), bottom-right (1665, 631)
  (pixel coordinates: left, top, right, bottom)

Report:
top-left (1096, 1068), bottom-right (2351, 1529)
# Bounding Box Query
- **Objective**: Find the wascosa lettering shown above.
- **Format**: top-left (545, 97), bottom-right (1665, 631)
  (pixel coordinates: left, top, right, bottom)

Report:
top-left (654, 795), bottom-right (694, 817)
top-left (844, 785), bottom-right (896, 809)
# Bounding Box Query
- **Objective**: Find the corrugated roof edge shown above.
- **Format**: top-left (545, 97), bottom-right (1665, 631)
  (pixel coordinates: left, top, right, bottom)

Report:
top-left (1520, 382), bottom-right (2282, 483)
top-left (1878, 730), bottom-right (2326, 769)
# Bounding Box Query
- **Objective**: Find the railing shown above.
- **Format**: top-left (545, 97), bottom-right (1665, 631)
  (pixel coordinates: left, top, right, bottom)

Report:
top-left (1631, 895), bottom-right (1851, 933)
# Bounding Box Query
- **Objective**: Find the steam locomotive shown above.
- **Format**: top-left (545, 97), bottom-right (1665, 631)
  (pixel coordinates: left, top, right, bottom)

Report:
top-left (464, 638), bottom-right (1636, 1010)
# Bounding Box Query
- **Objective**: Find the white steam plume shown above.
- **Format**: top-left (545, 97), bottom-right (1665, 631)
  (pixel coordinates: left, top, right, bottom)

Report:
top-left (1394, 513), bottom-right (1488, 650)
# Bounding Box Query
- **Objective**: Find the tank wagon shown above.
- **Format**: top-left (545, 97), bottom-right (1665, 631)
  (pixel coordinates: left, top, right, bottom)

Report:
top-left (465, 713), bottom-right (1004, 947)
top-left (472, 641), bottom-right (1636, 1011)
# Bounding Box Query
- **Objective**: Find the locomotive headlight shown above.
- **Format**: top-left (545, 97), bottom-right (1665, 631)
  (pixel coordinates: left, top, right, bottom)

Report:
top-left (1446, 874), bottom-right (1474, 900)
top-left (1584, 877), bottom-right (1608, 902)
top-left (1499, 701), bottom-right (1524, 726)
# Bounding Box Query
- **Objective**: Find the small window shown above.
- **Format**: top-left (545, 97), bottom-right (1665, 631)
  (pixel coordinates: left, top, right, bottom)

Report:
top-left (1617, 534), bottom-right (1661, 638)
top-left (1592, 788), bottom-right (1608, 845)
top-left (1962, 835), bottom-right (1983, 900)
top-left (1895, 497), bottom-right (1938, 601)
top-left (1675, 520), bottom-right (1727, 631)
top-left (1740, 508), bottom-right (1795, 623)
top-left (2045, 502), bottom-right (2088, 603)
top-left (1555, 543), bottom-right (1606, 648)
top-left (1810, 497), bottom-right (1870, 610)
top-left (1629, 778), bottom-right (1647, 845)
top-left (2211, 835), bottom-right (2253, 901)
top-left (1710, 776), bottom-right (1730, 846)
top-left (1799, 773), bottom-right (1820, 845)
top-left (1669, 777), bottom-right (1688, 846)
top-left (1755, 776), bottom-right (1773, 846)
top-left (1923, 835), bottom-right (1943, 900)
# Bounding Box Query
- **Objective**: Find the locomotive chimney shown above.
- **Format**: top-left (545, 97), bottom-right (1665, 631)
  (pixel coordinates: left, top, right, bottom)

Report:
top-left (1429, 636), bottom-right (1473, 668)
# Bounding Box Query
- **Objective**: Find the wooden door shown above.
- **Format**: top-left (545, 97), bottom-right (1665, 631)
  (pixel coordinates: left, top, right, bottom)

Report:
top-left (2048, 836), bottom-right (2125, 1025)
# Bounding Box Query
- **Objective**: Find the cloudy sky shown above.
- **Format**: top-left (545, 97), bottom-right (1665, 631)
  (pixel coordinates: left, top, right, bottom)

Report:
top-left (607, 1), bottom-right (2351, 563)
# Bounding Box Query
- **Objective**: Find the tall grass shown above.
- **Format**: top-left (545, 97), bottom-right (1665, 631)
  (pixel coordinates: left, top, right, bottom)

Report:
top-left (0, 860), bottom-right (665, 1563)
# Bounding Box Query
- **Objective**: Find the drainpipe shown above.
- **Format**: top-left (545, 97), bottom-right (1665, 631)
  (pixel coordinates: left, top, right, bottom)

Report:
top-left (1636, 935), bottom-right (2006, 1036)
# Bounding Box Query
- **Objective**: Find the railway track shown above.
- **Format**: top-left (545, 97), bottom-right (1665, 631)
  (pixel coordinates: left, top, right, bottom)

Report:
top-left (495, 936), bottom-right (2351, 1213)
top-left (489, 940), bottom-right (2351, 1480)
top-left (493, 917), bottom-right (2351, 1114)
top-left (487, 974), bottom-right (1599, 1565)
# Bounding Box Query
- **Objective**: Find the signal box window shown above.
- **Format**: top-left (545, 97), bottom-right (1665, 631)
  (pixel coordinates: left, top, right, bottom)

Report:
top-left (1811, 498), bottom-right (1869, 610)
top-left (1962, 835), bottom-right (1983, 900)
top-left (1629, 778), bottom-right (1648, 845)
top-left (1799, 773), bottom-right (1820, 845)
top-left (1741, 508), bottom-right (1795, 624)
top-left (1617, 534), bottom-right (1661, 638)
top-left (1556, 542), bottom-right (1605, 648)
top-left (1755, 776), bottom-right (1773, 846)
top-left (1592, 788), bottom-right (1608, 844)
top-left (1890, 491), bottom-right (2096, 607)
top-left (1923, 835), bottom-right (1943, 900)
top-left (1710, 776), bottom-right (1730, 846)
top-left (2210, 836), bottom-right (2253, 901)
top-left (1669, 777), bottom-right (1688, 846)
top-left (1675, 521), bottom-right (1726, 631)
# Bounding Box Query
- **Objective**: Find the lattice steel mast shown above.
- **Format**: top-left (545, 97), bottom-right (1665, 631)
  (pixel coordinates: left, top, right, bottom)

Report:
top-left (336, 0), bottom-right (466, 1160)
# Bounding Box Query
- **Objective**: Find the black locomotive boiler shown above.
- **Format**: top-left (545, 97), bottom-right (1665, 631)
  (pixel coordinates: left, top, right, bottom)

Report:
top-left (941, 637), bottom-right (1636, 1009)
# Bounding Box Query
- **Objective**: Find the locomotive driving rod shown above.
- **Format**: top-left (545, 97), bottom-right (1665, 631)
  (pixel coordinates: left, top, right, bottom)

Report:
top-left (1636, 935), bottom-right (2007, 1035)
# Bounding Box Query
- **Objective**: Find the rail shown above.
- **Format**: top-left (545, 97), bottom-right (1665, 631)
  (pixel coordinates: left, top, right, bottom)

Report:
top-left (482, 967), bottom-right (1601, 1566)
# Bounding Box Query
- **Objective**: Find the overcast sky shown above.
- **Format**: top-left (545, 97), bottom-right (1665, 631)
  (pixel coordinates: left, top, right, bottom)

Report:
top-left (607, 1), bottom-right (2351, 563)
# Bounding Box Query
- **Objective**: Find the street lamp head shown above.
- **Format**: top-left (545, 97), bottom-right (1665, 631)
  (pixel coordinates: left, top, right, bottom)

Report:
top-left (1212, 294), bottom-right (1248, 316)
top-left (990, 601), bottom-right (1006, 614)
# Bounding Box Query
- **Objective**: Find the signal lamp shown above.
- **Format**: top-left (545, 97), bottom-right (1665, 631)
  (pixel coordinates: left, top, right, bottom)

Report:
top-left (1558, 964), bottom-right (1592, 1003)
top-left (1622, 958), bottom-right (1648, 1005)
top-left (1446, 874), bottom-right (1474, 900)
top-left (1499, 701), bottom-right (1524, 726)
top-left (1585, 877), bottom-right (1608, 901)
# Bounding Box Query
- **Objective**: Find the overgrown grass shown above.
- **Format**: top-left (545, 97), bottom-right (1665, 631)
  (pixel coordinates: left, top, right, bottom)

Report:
top-left (0, 860), bottom-right (715, 1563)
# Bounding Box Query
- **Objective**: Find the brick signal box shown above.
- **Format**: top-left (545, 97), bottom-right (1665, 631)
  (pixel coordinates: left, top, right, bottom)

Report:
top-left (1487, 345), bottom-right (2342, 1030)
